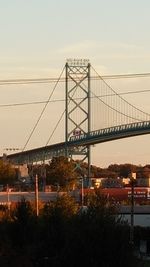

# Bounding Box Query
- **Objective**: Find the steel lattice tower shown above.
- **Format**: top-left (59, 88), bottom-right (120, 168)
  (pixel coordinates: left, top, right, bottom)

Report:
top-left (65, 59), bottom-right (91, 186)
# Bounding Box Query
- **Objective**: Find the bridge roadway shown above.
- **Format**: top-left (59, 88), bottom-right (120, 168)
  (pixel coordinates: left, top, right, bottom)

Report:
top-left (5, 120), bottom-right (150, 164)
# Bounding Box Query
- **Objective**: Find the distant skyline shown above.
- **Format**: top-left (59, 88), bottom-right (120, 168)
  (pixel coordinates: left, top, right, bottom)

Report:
top-left (0, 0), bottom-right (150, 167)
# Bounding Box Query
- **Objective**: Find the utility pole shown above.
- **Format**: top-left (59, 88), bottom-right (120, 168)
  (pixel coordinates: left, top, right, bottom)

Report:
top-left (35, 174), bottom-right (39, 216)
top-left (81, 176), bottom-right (84, 207)
top-left (7, 184), bottom-right (10, 212)
top-left (130, 172), bottom-right (136, 246)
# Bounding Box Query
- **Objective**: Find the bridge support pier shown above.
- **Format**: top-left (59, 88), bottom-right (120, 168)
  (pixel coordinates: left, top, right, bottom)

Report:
top-left (65, 59), bottom-right (91, 187)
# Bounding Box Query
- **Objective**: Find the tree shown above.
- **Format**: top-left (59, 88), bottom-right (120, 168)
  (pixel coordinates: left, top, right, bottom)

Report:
top-left (142, 166), bottom-right (150, 179)
top-left (85, 189), bottom-right (119, 219)
top-left (43, 194), bottom-right (78, 220)
top-left (0, 160), bottom-right (17, 185)
top-left (46, 156), bottom-right (78, 190)
top-left (11, 197), bottom-right (36, 247)
top-left (60, 190), bottom-right (134, 267)
top-left (119, 163), bottom-right (137, 178)
top-left (108, 164), bottom-right (120, 174)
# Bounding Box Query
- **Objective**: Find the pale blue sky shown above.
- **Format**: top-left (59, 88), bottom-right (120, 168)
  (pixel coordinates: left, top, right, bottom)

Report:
top-left (0, 0), bottom-right (150, 167)
top-left (1, 0), bottom-right (150, 75)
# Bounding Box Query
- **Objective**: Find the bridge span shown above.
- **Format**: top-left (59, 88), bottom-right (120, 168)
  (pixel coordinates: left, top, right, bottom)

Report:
top-left (5, 120), bottom-right (150, 164)
top-left (2, 59), bottom-right (150, 170)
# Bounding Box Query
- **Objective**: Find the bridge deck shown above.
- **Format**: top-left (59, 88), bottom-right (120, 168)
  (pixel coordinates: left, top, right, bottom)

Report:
top-left (5, 120), bottom-right (150, 164)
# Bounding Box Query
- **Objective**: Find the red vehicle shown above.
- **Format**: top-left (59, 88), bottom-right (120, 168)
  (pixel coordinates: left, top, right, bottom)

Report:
top-left (80, 187), bottom-right (150, 204)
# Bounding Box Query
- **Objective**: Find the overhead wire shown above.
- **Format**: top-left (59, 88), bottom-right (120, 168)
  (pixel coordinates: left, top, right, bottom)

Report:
top-left (0, 88), bottom-right (150, 108)
top-left (0, 72), bottom-right (150, 86)
top-left (3, 70), bottom-right (150, 154)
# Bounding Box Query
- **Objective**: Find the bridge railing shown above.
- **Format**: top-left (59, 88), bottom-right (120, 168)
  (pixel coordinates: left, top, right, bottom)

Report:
top-left (69, 120), bottom-right (150, 143)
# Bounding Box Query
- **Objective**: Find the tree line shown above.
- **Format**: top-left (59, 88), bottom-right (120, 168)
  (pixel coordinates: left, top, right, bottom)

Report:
top-left (0, 191), bottom-right (144, 267)
top-left (0, 157), bottom-right (150, 190)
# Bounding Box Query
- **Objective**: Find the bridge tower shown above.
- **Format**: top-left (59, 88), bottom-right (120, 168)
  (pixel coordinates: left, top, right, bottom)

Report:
top-left (65, 59), bottom-right (91, 186)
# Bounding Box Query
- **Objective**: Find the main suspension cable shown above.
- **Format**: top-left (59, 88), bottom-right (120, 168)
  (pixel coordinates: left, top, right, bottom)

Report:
top-left (22, 66), bottom-right (65, 151)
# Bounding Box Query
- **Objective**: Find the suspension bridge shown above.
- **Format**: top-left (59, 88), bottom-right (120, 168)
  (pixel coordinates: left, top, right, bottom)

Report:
top-left (3, 59), bottom-right (150, 179)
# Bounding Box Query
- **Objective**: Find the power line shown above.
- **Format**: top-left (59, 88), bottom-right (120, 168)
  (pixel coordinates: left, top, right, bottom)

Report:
top-left (101, 73), bottom-right (150, 79)
top-left (2, 70), bottom-right (150, 153)
top-left (0, 89), bottom-right (150, 108)
top-left (0, 72), bottom-right (150, 85)
top-left (0, 99), bottom-right (64, 108)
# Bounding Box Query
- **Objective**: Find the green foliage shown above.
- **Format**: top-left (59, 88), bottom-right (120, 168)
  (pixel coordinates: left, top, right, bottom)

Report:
top-left (10, 197), bottom-right (36, 248)
top-left (0, 160), bottom-right (16, 185)
top-left (86, 190), bottom-right (118, 216)
top-left (0, 193), bottom-right (141, 266)
top-left (12, 197), bottom-right (34, 224)
top-left (42, 194), bottom-right (79, 224)
top-left (46, 156), bottom-right (78, 190)
top-left (52, 194), bottom-right (78, 217)
top-left (119, 164), bottom-right (137, 178)
top-left (91, 162), bottom-right (150, 180)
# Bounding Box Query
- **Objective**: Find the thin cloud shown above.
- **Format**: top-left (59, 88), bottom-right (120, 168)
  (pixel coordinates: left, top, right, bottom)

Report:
top-left (58, 40), bottom-right (99, 54)
top-left (58, 41), bottom-right (150, 61)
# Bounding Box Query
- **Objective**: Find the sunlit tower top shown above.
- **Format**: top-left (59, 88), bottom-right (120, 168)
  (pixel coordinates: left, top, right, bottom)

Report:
top-left (66, 58), bottom-right (90, 66)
